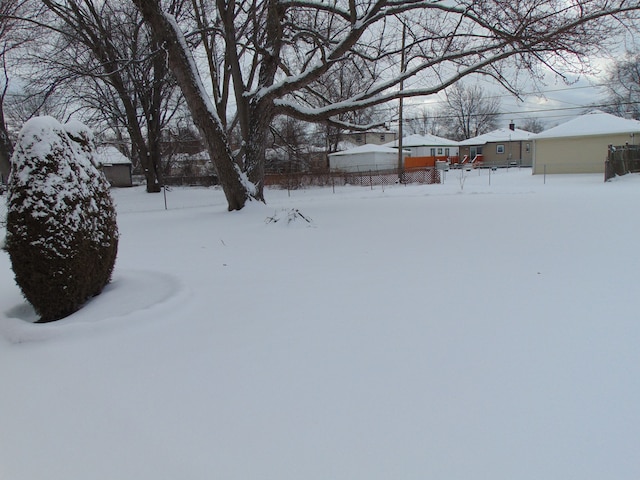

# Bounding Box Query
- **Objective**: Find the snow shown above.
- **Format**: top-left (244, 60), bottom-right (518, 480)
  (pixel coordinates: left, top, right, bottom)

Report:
top-left (6, 117), bottom-right (115, 244)
top-left (94, 146), bottom-right (132, 166)
top-left (384, 133), bottom-right (458, 147)
top-left (328, 143), bottom-right (407, 156)
top-left (458, 127), bottom-right (534, 145)
top-left (533, 110), bottom-right (640, 139)
top-left (1, 168), bottom-right (639, 480)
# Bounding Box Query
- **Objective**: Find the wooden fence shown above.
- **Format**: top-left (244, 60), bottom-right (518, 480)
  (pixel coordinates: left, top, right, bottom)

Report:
top-left (605, 144), bottom-right (640, 181)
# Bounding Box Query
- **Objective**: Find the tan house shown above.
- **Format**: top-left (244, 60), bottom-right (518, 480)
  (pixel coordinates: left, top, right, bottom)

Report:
top-left (532, 111), bottom-right (640, 174)
top-left (341, 129), bottom-right (397, 146)
top-left (458, 124), bottom-right (534, 167)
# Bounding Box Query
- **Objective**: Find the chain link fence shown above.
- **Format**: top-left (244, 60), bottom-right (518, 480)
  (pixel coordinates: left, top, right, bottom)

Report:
top-left (265, 167), bottom-right (440, 190)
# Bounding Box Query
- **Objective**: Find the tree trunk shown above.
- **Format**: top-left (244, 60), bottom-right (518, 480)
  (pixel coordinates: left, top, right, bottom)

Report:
top-left (133, 0), bottom-right (253, 210)
top-left (0, 129), bottom-right (11, 184)
top-left (0, 106), bottom-right (12, 184)
top-left (244, 102), bottom-right (270, 202)
top-left (127, 122), bottom-right (161, 193)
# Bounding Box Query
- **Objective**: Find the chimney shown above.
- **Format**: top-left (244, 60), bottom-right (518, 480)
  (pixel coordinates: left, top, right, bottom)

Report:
top-left (509, 121), bottom-right (515, 131)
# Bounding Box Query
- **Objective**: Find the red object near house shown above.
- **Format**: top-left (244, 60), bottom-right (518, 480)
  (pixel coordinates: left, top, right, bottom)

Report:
top-left (405, 155), bottom-right (459, 169)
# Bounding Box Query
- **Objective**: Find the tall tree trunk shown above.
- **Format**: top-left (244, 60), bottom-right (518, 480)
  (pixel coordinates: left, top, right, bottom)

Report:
top-left (244, 101), bottom-right (270, 202)
top-left (133, 0), bottom-right (253, 211)
top-left (148, 37), bottom-right (167, 189)
top-left (126, 121), bottom-right (161, 193)
top-left (0, 105), bottom-right (12, 184)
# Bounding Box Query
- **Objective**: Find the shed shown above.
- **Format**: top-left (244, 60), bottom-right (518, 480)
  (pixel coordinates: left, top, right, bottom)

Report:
top-left (328, 144), bottom-right (409, 172)
top-left (95, 146), bottom-right (133, 187)
top-left (458, 125), bottom-right (534, 167)
top-left (532, 111), bottom-right (640, 174)
top-left (383, 134), bottom-right (459, 167)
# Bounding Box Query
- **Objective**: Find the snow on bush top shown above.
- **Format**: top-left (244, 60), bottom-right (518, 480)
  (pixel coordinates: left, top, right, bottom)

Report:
top-left (7, 116), bottom-right (115, 251)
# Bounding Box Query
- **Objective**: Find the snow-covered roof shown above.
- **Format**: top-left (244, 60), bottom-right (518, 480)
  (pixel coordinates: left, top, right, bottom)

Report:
top-left (533, 111), bottom-right (640, 139)
top-left (94, 146), bottom-right (132, 165)
top-left (328, 143), bottom-right (408, 156)
top-left (332, 140), bottom-right (359, 152)
top-left (383, 133), bottom-right (457, 148)
top-left (346, 129), bottom-right (396, 135)
top-left (458, 128), bottom-right (534, 146)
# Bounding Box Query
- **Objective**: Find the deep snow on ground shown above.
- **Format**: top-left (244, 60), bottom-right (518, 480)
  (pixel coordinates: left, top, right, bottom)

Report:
top-left (1, 168), bottom-right (639, 480)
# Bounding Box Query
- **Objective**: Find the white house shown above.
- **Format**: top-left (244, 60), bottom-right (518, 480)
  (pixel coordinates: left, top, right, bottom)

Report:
top-left (532, 111), bottom-right (640, 174)
top-left (384, 133), bottom-right (459, 156)
top-left (328, 144), bottom-right (409, 172)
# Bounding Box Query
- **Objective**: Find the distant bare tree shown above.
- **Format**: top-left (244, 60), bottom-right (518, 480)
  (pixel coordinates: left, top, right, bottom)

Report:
top-left (440, 83), bottom-right (502, 140)
top-left (267, 116), bottom-right (302, 171)
top-left (520, 117), bottom-right (546, 133)
top-left (133, 0), bottom-right (640, 210)
top-left (304, 58), bottom-right (384, 153)
top-left (0, 0), bottom-right (42, 183)
top-left (602, 53), bottom-right (640, 120)
top-left (34, 0), bottom-right (186, 192)
top-left (404, 106), bottom-right (447, 137)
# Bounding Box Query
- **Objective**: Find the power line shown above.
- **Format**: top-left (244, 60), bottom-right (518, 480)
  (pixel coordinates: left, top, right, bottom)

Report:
top-left (374, 92), bottom-right (637, 120)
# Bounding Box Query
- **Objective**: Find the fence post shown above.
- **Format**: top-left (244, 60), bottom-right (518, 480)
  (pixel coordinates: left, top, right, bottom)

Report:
top-left (624, 142), bottom-right (630, 174)
top-left (543, 164), bottom-right (546, 184)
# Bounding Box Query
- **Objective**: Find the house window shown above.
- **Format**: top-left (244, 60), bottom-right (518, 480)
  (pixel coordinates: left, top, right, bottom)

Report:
top-left (496, 144), bottom-right (505, 154)
top-left (445, 148), bottom-right (450, 156)
top-left (437, 147), bottom-right (443, 155)
top-left (380, 134), bottom-right (385, 141)
top-left (355, 134), bottom-right (362, 144)
top-left (430, 148), bottom-right (436, 156)
top-left (471, 146), bottom-right (483, 157)
top-left (525, 143), bottom-right (531, 152)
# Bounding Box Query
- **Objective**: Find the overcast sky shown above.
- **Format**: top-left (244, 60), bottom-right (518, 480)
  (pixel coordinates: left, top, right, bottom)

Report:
top-left (399, 37), bottom-right (635, 132)
top-left (398, 62), bottom-right (614, 132)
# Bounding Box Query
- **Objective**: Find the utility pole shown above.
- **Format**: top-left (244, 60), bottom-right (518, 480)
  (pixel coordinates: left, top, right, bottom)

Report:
top-left (397, 22), bottom-right (406, 182)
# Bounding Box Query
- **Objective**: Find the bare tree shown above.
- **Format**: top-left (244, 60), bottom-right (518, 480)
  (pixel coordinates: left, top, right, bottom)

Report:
top-left (305, 58), bottom-right (384, 152)
top-left (404, 106), bottom-right (447, 137)
top-left (133, 0), bottom-right (640, 210)
top-left (4, 85), bottom-right (71, 125)
top-left (0, 0), bottom-right (42, 183)
top-left (602, 53), bottom-right (640, 120)
top-left (266, 116), bottom-right (305, 172)
top-left (439, 82), bottom-right (502, 140)
top-left (520, 117), bottom-right (546, 133)
top-left (34, 0), bottom-right (186, 192)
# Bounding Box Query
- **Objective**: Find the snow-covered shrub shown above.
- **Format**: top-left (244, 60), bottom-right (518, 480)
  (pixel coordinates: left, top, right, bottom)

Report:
top-left (5, 117), bottom-right (119, 322)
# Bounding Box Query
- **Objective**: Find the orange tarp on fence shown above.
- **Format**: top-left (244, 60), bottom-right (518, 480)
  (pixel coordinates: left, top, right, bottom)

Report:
top-left (405, 156), bottom-right (459, 168)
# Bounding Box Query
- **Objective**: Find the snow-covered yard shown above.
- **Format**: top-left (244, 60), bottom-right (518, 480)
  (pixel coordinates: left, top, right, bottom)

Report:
top-left (1, 168), bottom-right (638, 480)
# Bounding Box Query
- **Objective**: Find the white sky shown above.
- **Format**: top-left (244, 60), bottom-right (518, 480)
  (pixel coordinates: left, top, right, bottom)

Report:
top-left (398, 63), bottom-right (614, 131)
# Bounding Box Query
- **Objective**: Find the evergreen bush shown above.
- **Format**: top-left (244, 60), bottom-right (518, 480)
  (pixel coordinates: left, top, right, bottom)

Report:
top-left (4, 117), bottom-right (119, 322)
